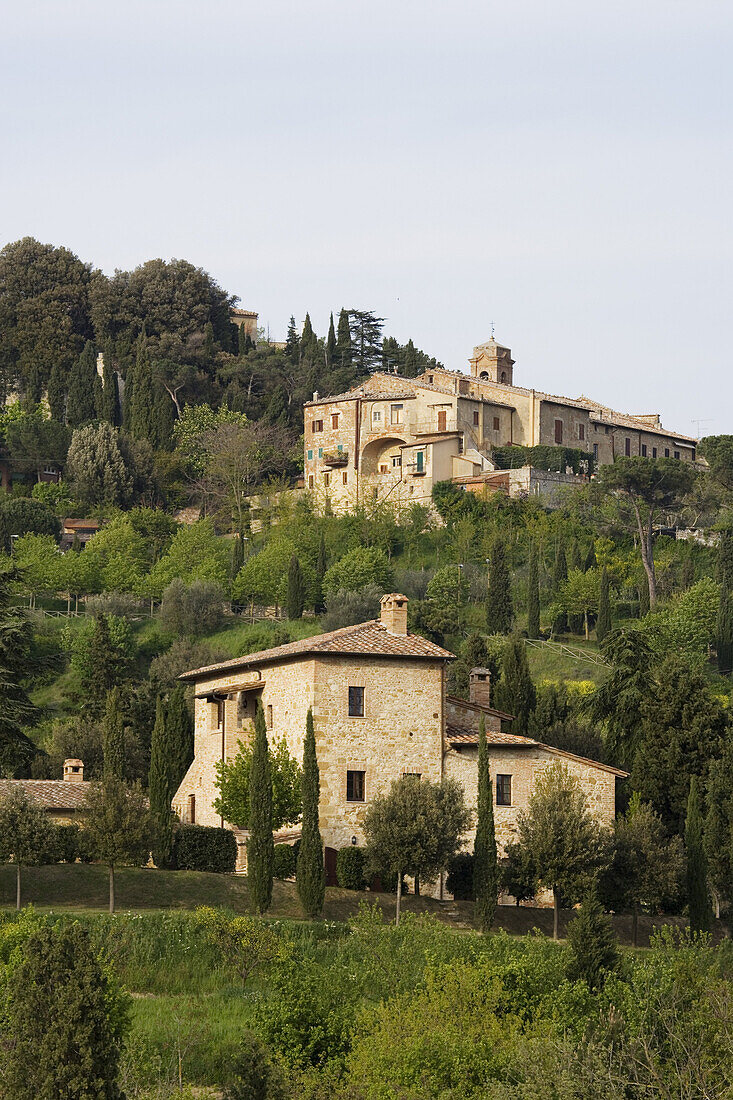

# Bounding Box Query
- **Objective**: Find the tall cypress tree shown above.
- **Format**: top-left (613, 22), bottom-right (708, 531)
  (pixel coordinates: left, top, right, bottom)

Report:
top-left (494, 635), bottom-right (536, 734)
top-left (66, 341), bottom-right (98, 427)
top-left (248, 702), bottom-right (274, 914)
top-left (552, 542), bottom-right (568, 634)
top-left (230, 533), bottom-right (245, 590)
top-left (596, 566), bottom-right (612, 643)
top-left (685, 775), bottom-right (712, 933)
top-left (527, 543), bottom-right (540, 639)
top-left (129, 336), bottom-right (156, 441)
top-left (287, 555), bottom-right (306, 620)
top-left (473, 715), bottom-right (498, 931)
top-left (296, 707), bottom-right (325, 917)
top-left (284, 316), bottom-right (300, 365)
top-left (101, 687), bottom-right (125, 782)
top-left (166, 683), bottom-right (194, 792)
top-left (237, 322), bottom-right (249, 357)
top-left (47, 361), bottom-right (66, 423)
top-left (486, 538), bottom-right (513, 634)
top-left (101, 355), bottom-right (119, 426)
top-left (325, 312), bottom-right (336, 368)
top-left (336, 308), bottom-right (352, 370)
top-left (568, 540), bottom-right (584, 634)
top-left (717, 531), bottom-right (733, 675)
top-left (314, 532), bottom-right (327, 615)
top-left (149, 695), bottom-right (174, 867)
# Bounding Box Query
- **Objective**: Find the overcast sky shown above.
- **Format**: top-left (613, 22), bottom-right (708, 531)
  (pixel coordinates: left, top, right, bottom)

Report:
top-left (2, 0), bottom-right (731, 436)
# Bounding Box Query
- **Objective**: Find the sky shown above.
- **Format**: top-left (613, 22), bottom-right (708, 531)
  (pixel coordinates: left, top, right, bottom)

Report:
top-left (1, 0), bottom-right (731, 436)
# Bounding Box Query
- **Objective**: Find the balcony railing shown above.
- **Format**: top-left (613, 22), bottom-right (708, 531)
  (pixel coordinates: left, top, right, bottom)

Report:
top-left (322, 450), bottom-right (349, 467)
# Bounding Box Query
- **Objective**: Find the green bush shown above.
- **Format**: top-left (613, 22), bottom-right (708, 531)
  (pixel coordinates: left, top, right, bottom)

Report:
top-left (52, 823), bottom-right (81, 863)
top-left (446, 852), bottom-right (474, 900)
top-left (273, 844), bottom-right (296, 880)
top-left (173, 825), bottom-right (237, 873)
top-left (336, 846), bottom-right (367, 890)
top-left (223, 1030), bottom-right (287, 1100)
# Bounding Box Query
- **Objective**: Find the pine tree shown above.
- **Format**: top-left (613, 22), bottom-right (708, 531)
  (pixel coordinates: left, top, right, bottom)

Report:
top-left (166, 683), bottom-right (194, 791)
top-left (313, 531), bottom-right (327, 614)
top-left (494, 635), bottom-right (536, 734)
top-left (685, 775), bottom-right (712, 933)
top-left (527, 543), bottom-right (540, 639)
top-left (486, 538), bottom-right (513, 634)
top-left (102, 686), bottom-right (125, 781)
top-left (473, 715), bottom-right (498, 931)
top-left (296, 707), bottom-right (326, 917)
top-left (325, 312), bottom-right (336, 367)
top-left (566, 890), bottom-right (619, 990)
top-left (286, 555), bottom-right (306, 620)
top-left (285, 316), bottom-right (299, 365)
top-left (248, 702), bottom-right (274, 913)
top-left (149, 695), bottom-right (174, 867)
top-left (552, 542), bottom-right (569, 634)
top-left (336, 308), bottom-right (352, 369)
top-left (66, 341), bottom-right (98, 427)
top-left (47, 361), bottom-right (66, 423)
top-left (596, 566), bottom-right (612, 643)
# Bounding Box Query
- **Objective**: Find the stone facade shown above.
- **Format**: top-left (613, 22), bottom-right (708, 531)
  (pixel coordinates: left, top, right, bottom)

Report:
top-left (173, 596), bottom-right (625, 892)
top-left (303, 336), bottom-right (697, 514)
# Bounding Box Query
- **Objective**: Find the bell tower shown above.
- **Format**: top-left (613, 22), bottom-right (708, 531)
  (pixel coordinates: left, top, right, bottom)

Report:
top-left (468, 337), bottom-right (514, 386)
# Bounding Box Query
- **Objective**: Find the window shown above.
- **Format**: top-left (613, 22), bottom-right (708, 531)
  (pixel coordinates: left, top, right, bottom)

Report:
top-left (331, 413), bottom-right (339, 429)
top-left (496, 774), bottom-right (512, 806)
top-left (312, 419), bottom-right (323, 432)
top-left (318, 447), bottom-right (323, 457)
top-left (625, 437), bottom-right (631, 456)
top-left (346, 770), bottom-right (365, 802)
top-left (215, 698), bottom-right (225, 730)
top-left (473, 410), bottom-right (479, 426)
top-left (348, 686), bottom-right (365, 717)
top-left (379, 463), bottom-right (388, 473)
top-left (237, 692), bottom-right (249, 727)
top-left (390, 404), bottom-right (403, 425)
top-left (437, 410), bottom-right (447, 431)
top-left (342, 471), bottom-right (348, 485)
top-left (266, 704), bottom-right (273, 729)
top-left (372, 410), bottom-right (381, 423)
top-left (652, 447), bottom-right (657, 458)
top-left (307, 449), bottom-right (313, 460)
top-left (674, 450), bottom-right (680, 460)
top-left (593, 443), bottom-right (598, 461)
top-left (554, 419), bottom-right (563, 444)
top-left (391, 455), bottom-right (402, 468)
top-left (403, 771), bottom-right (421, 779)
top-left (493, 416), bottom-right (500, 431)
top-left (415, 450), bottom-right (424, 473)
top-left (308, 475), bottom-right (314, 489)
top-left (428, 375), bottom-right (434, 383)
top-left (665, 448), bottom-right (670, 458)
top-left (578, 423), bottom-right (585, 442)
top-left (187, 794), bottom-right (196, 824)
top-left (323, 471), bottom-right (330, 486)
top-left (641, 443), bottom-right (647, 457)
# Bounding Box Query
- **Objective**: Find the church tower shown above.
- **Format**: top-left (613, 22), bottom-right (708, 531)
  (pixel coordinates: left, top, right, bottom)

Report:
top-left (468, 337), bottom-right (514, 386)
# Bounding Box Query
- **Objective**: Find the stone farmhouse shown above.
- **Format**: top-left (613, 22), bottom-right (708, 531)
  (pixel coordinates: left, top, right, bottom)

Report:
top-left (0, 759), bottom-right (88, 824)
top-left (173, 594), bottom-right (625, 892)
top-left (303, 335), bottom-right (697, 513)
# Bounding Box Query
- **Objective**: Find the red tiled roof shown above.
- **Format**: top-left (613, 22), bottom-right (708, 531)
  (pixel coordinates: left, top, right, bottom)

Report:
top-left (0, 780), bottom-right (90, 810)
top-left (445, 726), bottom-right (628, 776)
top-left (180, 621), bottom-right (455, 680)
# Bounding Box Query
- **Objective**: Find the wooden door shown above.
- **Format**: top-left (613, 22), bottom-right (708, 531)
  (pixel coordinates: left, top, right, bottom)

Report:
top-left (437, 410), bottom-right (447, 432)
top-left (324, 846), bottom-right (338, 887)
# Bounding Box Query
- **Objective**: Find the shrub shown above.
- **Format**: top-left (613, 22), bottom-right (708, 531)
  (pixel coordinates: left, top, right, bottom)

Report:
top-left (173, 824), bottom-right (237, 873)
top-left (0, 496), bottom-right (62, 540)
top-left (159, 577), bottom-right (226, 637)
top-left (446, 852), bottom-right (474, 900)
top-left (273, 844), bottom-right (296, 880)
top-left (85, 592), bottom-right (145, 618)
top-left (336, 846), bottom-right (367, 890)
top-left (52, 823), bottom-right (81, 863)
top-left (321, 584), bottom-right (383, 631)
top-left (323, 547), bottom-right (394, 597)
top-left (223, 1030), bottom-right (287, 1100)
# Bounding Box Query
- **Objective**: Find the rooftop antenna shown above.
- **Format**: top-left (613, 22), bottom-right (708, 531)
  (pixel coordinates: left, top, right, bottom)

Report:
top-left (691, 418), bottom-right (713, 439)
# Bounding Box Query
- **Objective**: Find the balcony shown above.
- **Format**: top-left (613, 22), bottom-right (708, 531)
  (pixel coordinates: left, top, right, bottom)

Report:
top-left (323, 450), bottom-right (349, 467)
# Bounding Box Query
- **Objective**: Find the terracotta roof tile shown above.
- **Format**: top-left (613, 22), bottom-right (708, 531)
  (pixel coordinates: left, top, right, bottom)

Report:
top-left (180, 621), bottom-right (455, 680)
top-left (0, 779), bottom-right (90, 810)
top-left (445, 726), bottom-right (628, 776)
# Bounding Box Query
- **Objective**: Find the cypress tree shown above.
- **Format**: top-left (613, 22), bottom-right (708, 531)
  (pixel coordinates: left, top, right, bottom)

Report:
top-left (238, 322), bottom-right (249, 357)
top-left (47, 361), bottom-right (66, 423)
top-left (204, 321), bottom-right (216, 360)
top-left (248, 702), bottom-right (274, 914)
top-left (301, 312), bottom-right (315, 353)
top-left (566, 890), bottom-right (619, 990)
top-left (88, 614), bottom-right (122, 713)
top-left (166, 683), bottom-right (194, 791)
top-left (717, 529), bottom-right (733, 589)
top-left (66, 341), bottom-right (98, 427)
top-left (596, 566), bottom-right (612, 643)
top-left (494, 635), bottom-right (536, 734)
top-left (286, 555), bottom-right (306, 620)
top-left (584, 541), bottom-right (597, 572)
top-left (685, 775), bottom-right (712, 932)
top-left (527, 543), bottom-right (540, 639)
top-left (129, 336), bottom-right (156, 441)
top-left (314, 531), bottom-right (327, 614)
top-left (336, 308), bottom-right (352, 369)
top-left (296, 707), bottom-right (325, 917)
top-left (285, 316), bottom-right (300, 365)
top-left (101, 355), bottom-right (119, 426)
top-left (486, 538), bottom-right (513, 634)
top-left (149, 695), bottom-right (174, 867)
top-left (552, 542), bottom-right (568, 634)
top-left (326, 312), bottom-right (336, 368)
top-left (473, 715), bottom-right (498, 931)
top-left (0, 510), bottom-right (10, 554)
top-left (717, 589), bottom-right (733, 675)
top-left (101, 687), bottom-right (125, 781)
top-left (568, 541), bottom-right (584, 634)
top-left (230, 533), bottom-right (245, 589)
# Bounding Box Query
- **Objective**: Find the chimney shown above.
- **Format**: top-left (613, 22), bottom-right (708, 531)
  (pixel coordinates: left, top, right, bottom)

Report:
top-left (63, 758), bottom-right (84, 783)
top-left (313, 391), bottom-right (319, 402)
top-left (469, 668), bottom-right (492, 709)
top-left (380, 593), bottom-right (408, 635)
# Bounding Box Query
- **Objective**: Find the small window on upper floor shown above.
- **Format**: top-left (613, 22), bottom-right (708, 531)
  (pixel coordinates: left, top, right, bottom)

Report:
top-left (652, 447), bottom-right (657, 458)
top-left (373, 410), bottom-right (382, 423)
top-left (665, 448), bottom-right (670, 458)
top-left (237, 692), bottom-right (249, 727)
top-left (312, 420), bottom-right (324, 433)
top-left (473, 410), bottom-right (479, 426)
top-left (346, 770), bottom-right (365, 802)
top-left (496, 774), bottom-right (512, 806)
top-left (331, 413), bottom-right (339, 429)
top-left (348, 686), bottom-right (365, 717)
top-left (578, 423), bottom-right (585, 442)
top-left (215, 698), bottom-right (225, 730)
top-left (428, 375), bottom-right (434, 383)
top-left (593, 443), bottom-right (599, 461)
top-left (266, 704), bottom-right (273, 729)
top-left (391, 454), bottom-right (402, 468)
top-left (390, 404), bottom-right (403, 425)
top-left (307, 448), bottom-right (313, 460)
top-left (342, 470), bottom-right (348, 485)
top-left (493, 416), bottom-right (500, 431)
top-left (308, 475), bottom-right (314, 489)
top-left (323, 471), bottom-right (330, 486)
top-left (625, 437), bottom-right (631, 456)
top-left (641, 443), bottom-right (647, 457)
top-left (554, 419), bottom-right (563, 444)
top-left (674, 450), bottom-right (680, 460)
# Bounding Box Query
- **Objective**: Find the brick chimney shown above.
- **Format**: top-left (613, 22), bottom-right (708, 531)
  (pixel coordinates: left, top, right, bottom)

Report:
top-left (63, 758), bottom-right (84, 783)
top-left (380, 593), bottom-right (408, 635)
top-left (469, 668), bottom-right (492, 708)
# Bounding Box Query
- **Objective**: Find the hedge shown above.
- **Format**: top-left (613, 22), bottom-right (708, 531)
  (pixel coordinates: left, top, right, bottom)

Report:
top-left (172, 824), bottom-right (237, 873)
top-left (336, 846), bottom-right (367, 890)
top-left (273, 844), bottom-right (296, 880)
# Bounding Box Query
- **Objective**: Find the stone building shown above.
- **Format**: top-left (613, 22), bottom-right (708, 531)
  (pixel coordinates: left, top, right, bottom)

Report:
top-left (0, 759), bottom-right (89, 824)
top-left (303, 336), bottom-right (697, 514)
top-left (173, 595), bottom-right (625, 890)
